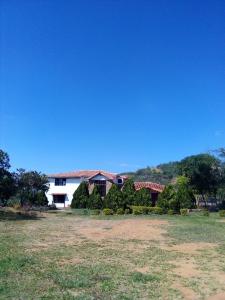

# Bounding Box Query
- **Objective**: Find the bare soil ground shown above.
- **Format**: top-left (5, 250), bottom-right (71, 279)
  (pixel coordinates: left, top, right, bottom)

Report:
top-left (1, 210), bottom-right (225, 299)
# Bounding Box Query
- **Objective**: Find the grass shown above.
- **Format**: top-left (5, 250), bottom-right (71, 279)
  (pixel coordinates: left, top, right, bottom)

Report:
top-left (0, 209), bottom-right (225, 299)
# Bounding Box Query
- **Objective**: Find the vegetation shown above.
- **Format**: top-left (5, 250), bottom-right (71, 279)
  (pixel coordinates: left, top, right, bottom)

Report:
top-left (122, 178), bottom-right (136, 206)
top-left (134, 188), bottom-right (151, 206)
top-left (88, 185), bottom-right (103, 209)
top-left (104, 184), bottom-right (124, 210)
top-left (71, 181), bottom-right (89, 208)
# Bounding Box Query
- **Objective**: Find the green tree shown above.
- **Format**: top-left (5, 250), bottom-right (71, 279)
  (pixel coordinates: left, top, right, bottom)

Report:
top-left (88, 185), bottom-right (103, 209)
top-left (175, 176), bottom-right (196, 210)
top-left (179, 154), bottom-right (221, 198)
top-left (16, 169), bottom-right (49, 206)
top-left (71, 181), bottom-right (89, 208)
top-left (122, 178), bottom-right (136, 206)
top-left (104, 184), bottom-right (124, 210)
top-left (157, 184), bottom-right (177, 211)
top-left (0, 150), bottom-right (16, 204)
top-left (134, 188), bottom-right (151, 206)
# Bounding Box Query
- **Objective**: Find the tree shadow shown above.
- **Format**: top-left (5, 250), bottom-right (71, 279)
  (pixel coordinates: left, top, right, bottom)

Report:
top-left (0, 208), bottom-right (44, 221)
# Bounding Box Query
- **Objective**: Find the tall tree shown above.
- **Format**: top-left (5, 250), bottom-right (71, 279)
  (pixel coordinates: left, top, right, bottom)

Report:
top-left (0, 150), bottom-right (16, 204)
top-left (71, 181), bottom-right (89, 208)
top-left (104, 184), bottom-right (124, 210)
top-left (88, 185), bottom-right (103, 209)
top-left (122, 178), bottom-right (136, 206)
top-left (134, 188), bottom-right (151, 206)
top-left (178, 154), bottom-right (221, 197)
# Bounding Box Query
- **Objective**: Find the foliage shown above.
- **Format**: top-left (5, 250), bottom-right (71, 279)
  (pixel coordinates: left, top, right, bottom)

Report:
top-left (116, 208), bottom-right (124, 215)
top-left (104, 184), bottom-right (124, 210)
top-left (167, 209), bottom-right (174, 215)
top-left (180, 208), bottom-right (188, 216)
top-left (175, 176), bottom-right (196, 210)
top-left (71, 181), bottom-right (89, 209)
top-left (134, 188), bottom-right (151, 206)
top-left (202, 209), bottom-right (209, 217)
top-left (122, 178), bottom-right (136, 206)
top-left (103, 208), bottom-right (114, 215)
top-left (132, 206), bottom-right (150, 215)
top-left (16, 169), bottom-right (49, 206)
top-left (157, 184), bottom-right (176, 211)
top-left (124, 208), bottom-right (131, 214)
top-left (33, 191), bottom-right (48, 206)
top-left (179, 154), bottom-right (221, 196)
top-left (88, 185), bottom-right (103, 209)
top-left (219, 210), bottom-right (225, 217)
top-left (150, 206), bottom-right (163, 214)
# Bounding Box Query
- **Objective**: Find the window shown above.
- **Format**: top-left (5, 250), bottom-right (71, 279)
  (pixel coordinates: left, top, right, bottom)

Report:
top-left (117, 178), bottom-right (123, 184)
top-left (53, 195), bottom-right (66, 203)
top-left (55, 178), bottom-right (66, 186)
top-left (92, 180), bottom-right (106, 197)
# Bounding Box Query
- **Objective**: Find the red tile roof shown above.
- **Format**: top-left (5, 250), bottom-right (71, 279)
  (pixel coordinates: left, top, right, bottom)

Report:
top-left (134, 182), bottom-right (164, 193)
top-left (48, 170), bottom-right (126, 180)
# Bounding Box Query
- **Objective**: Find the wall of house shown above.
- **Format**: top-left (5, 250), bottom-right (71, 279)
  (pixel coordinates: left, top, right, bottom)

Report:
top-left (46, 178), bottom-right (81, 208)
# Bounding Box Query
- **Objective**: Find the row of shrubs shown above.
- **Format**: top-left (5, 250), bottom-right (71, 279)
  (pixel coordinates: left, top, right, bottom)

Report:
top-left (81, 207), bottom-right (225, 217)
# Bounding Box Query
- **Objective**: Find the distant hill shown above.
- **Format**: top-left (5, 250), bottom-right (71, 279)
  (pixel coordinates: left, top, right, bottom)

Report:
top-left (120, 161), bottom-right (179, 185)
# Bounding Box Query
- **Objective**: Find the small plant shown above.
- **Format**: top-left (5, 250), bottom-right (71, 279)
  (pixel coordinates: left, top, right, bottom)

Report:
top-left (219, 210), bottom-right (225, 217)
top-left (149, 207), bottom-right (163, 215)
top-left (124, 208), bottom-right (131, 214)
top-left (90, 209), bottom-right (101, 215)
top-left (103, 208), bottom-right (114, 215)
top-left (116, 208), bottom-right (124, 215)
top-left (180, 208), bottom-right (188, 216)
top-left (167, 209), bottom-right (174, 215)
top-left (202, 209), bottom-right (209, 217)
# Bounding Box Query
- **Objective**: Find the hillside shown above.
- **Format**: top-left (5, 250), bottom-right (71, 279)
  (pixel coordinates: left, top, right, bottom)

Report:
top-left (120, 161), bottom-right (179, 185)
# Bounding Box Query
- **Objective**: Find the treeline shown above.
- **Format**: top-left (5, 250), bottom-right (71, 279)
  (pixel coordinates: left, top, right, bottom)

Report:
top-left (0, 150), bottom-right (49, 207)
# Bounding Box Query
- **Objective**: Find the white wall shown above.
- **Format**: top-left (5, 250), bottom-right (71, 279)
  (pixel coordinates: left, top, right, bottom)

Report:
top-left (46, 178), bottom-right (81, 208)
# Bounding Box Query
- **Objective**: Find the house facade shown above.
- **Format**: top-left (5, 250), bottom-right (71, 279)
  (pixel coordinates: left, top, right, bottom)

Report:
top-left (46, 170), bottom-right (127, 208)
top-left (46, 170), bottom-right (164, 208)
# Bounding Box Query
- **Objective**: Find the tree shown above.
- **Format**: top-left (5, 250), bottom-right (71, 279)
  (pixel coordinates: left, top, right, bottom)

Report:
top-left (175, 176), bottom-right (196, 210)
top-left (179, 154), bottom-right (221, 197)
top-left (71, 181), bottom-right (89, 208)
top-left (104, 184), bottom-right (124, 210)
top-left (16, 169), bottom-right (49, 206)
top-left (157, 184), bottom-right (176, 211)
top-left (88, 185), bottom-right (103, 209)
top-left (0, 149), bottom-right (16, 204)
top-left (122, 178), bottom-right (136, 206)
top-left (134, 188), bottom-right (151, 206)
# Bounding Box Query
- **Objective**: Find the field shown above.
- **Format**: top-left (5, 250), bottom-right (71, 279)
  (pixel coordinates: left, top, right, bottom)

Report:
top-left (1, 209), bottom-right (225, 299)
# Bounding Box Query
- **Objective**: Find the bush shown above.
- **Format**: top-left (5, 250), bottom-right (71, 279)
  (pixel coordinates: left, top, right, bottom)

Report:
top-left (116, 208), bottom-right (124, 215)
top-left (148, 207), bottom-right (163, 214)
top-left (103, 208), bottom-right (114, 215)
top-left (202, 209), bottom-right (209, 217)
top-left (88, 185), bottom-right (103, 209)
top-left (104, 184), bottom-right (124, 210)
top-left (134, 188), bottom-right (151, 206)
top-left (167, 209), bottom-right (174, 215)
top-left (71, 182), bottom-right (89, 209)
top-left (219, 210), bottom-right (225, 217)
top-left (132, 206), bottom-right (149, 215)
top-left (180, 208), bottom-right (188, 216)
top-left (157, 185), bottom-right (176, 211)
top-left (124, 208), bottom-right (131, 214)
top-left (90, 209), bottom-right (101, 215)
top-left (122, 178), bottom-right (136, 206)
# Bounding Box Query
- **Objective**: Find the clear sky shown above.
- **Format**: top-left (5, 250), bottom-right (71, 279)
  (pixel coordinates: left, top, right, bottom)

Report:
top-left (1, 0), bottom-right (225, 174)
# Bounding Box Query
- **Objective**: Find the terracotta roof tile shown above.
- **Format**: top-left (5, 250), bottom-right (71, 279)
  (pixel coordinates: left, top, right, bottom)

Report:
top-left (134, 182), bottom-right (164, 193)
top-left (48, 170), bottom-right (126, 180)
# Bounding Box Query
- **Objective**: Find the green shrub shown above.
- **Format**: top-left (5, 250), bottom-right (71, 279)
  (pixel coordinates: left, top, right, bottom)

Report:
top-left (88, 185), bottom-right (103, 209)
top-left (180, 208), bottom-right (188, 216)
top-left (71, 182), bottom-right (89, 209)
top-left (167, 209), bottom-right (174, 215)
top-left (122, 178), bottom-right (136, 206)
top-left (124, 208), bottom-right (131, 214)
top-left (132, 206), bottom-right (143, 215)
top-left (149, 207), bottom-right (163, 214)
top-left (202, 209), bottom-right (209, 217)
top-left (116, 208), bottom-right (124, 215)
top-left (219, 210), bottom-right (225, 217)
top-left (134, 188), bottom-right (151, 206)
top-left (104, 184), bottom-right (124, 210)
top-left (103, 208), bottom-right (114, 215)
top-left (90, 209), bottom-right (101, 215)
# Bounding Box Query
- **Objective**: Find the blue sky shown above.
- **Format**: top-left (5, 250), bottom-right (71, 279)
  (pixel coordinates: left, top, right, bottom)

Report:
top-left (1, 0), bottom-right (225, 174)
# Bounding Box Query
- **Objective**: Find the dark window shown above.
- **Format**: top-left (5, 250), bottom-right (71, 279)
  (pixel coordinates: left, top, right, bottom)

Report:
top-left (92, 180), bottom-right (106, 197)
top-left (53, 195), bottom-right (66, 203)
top-left (55, 178), bottom-right (66, 186)
top-left (117, 178), bottom-right (123, 184)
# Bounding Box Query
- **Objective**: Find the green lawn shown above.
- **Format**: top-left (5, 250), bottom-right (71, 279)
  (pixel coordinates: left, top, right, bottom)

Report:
top-left (1, 209), bottom-right (225, 299)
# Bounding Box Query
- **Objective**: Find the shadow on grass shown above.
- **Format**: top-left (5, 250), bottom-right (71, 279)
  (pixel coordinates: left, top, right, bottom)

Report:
top-left (0, 208), bottom-right (44, 221)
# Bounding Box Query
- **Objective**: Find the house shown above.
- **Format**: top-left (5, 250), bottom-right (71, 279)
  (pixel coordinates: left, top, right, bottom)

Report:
top-left (46, 170), bottom-right (127, 208)
top-left (134, 182), bottom-right (164, 205)
top-left (46, 170), bottom-right (164, 208)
